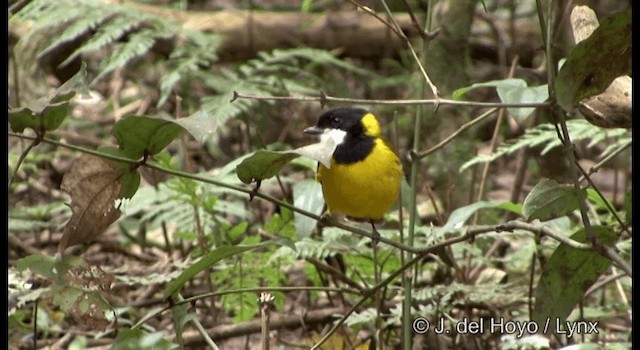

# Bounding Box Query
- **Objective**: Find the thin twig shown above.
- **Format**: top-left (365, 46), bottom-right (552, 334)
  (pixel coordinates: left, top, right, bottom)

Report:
top-left (579, 140), bottom-right (632, 183)
top-left (504, 221), bottom-right (631, 276)
top-left (612, 268), bottom-right (632, 322)
top-left (190, 315), bottom-right (221, 350)
top-left (574, 161), bottom-right (630, 235)
top-left (231, 91), bottom-right (550, 108)
top-left (9, 138), bottom-right (39, 189)
top-left (528, 251), bottom-right (537, 319)
top-left (305, 258), bottom-right (367, 293)
top-left (584, 272), bottom-right (627, 298)
top-left (400, 0), bottom-right (431, 40)
top-left (414, 108), bottom-right (498, 159)
top-left (346, 0), bottom-right (439, 98)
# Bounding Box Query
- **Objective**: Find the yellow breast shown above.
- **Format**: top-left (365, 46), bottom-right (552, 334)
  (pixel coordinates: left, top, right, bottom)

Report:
top-left (317, 138), bottom-right (402, 220)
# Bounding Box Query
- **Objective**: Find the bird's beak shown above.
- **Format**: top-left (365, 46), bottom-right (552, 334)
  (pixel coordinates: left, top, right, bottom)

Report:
top-left (303, 126), bottom-right (324, 135)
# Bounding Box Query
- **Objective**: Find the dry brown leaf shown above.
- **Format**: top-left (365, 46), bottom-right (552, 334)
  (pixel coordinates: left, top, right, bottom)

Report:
top-left (570, 6), bottom-right (631, 129)
top-left (59, 154), bottom-right (123, 253)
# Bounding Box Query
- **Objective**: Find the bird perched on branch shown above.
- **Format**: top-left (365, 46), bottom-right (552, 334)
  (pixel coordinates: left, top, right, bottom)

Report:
top-left (303, 107), bottom-right (403, 234)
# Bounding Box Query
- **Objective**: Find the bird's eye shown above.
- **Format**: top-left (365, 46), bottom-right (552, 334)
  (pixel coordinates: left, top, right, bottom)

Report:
top-left (331, 116), bottom-right (340, 126)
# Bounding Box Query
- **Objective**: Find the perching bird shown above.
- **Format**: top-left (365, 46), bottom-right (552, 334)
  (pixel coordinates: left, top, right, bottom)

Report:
top-left (303, 107), bottom-right (403, 231)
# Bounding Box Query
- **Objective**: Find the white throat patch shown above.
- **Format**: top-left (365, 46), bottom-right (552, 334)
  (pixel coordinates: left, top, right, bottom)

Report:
top-left (320, 128), bottom-right (347, 146)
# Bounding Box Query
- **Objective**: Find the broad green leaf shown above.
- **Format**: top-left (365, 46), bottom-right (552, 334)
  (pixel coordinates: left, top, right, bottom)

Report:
top-left (271, 236), bottom-right (297, 252)
top-left (585, 188), bottom-right (613, 211)
top-left (452, 78), bottom-right (548, 121)
top-left (9, 100), bottom-right (69, 133)
top-left (172, 109), bottom-right (219, 144)
top-left (112, 115), bottom-right (183, 160)
top-left (556, 10), bottom-right (631, 112)
top-left (163, 244), bottom-right (262, 298)
top-left (9, 62), bottom-right (89, 133)
top-left (120, 171), bottom-right (142, 200)
top-left (51, 285), bottom-right (84, 313)
top-left (522, 179), bottom-right (585, 221)
top-left (213, 152), bottom-right (255, 180)
top-left (236, 138), bottom-right (337, 184)
top-left (236, 150), bottom-right (300, 184)
top-left (169, 294), bottom-right (193, 347)
top-left (498, 84), bottom-right (548, 120)
top-left (51, 61), bottom-right (90, 102)
top-left (15, 254), bottom-right (84, 280)
top-left (452, 78), bottom-right (526, 100)
top-left (97, 146), bottom-right (141, 199)
top-left (293, 180), bottom-right (325, 238)
top-left (443, 200), bottom-right (522, 230)
top-left (532, 226), bottom-right (617, 332)
top-left (15, 254), bottom-right (57, 279)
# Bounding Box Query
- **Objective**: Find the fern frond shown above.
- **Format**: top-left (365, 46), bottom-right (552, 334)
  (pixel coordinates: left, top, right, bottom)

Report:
top-left (14, 0), bottom-right (182, 84)
top-left (60, 16), bottom-right (148, 67)
top-left (39, 11), bottom-right (119, 61)
top-left (600, 136), bottom-right (632, 160)
top-left (158, 30), bottom-right (222, 107)
top-left (12, 0), bottom-right (86, 29)
top-left (200, 47), bottom-right (370, 126)
top-left (460, 119), bottom-right (631, 172)
top-left (93, 27), bottom-right (163, 83)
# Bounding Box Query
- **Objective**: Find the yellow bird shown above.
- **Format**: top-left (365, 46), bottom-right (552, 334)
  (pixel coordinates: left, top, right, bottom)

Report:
top-left (304, 107), bottom-right (403, 229)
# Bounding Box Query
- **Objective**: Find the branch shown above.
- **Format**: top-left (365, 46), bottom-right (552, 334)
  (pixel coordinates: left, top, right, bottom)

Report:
top-left (346, 0), bottom-right (440, 98)
top-left (231, 91), bottom-right (551, 108)
top-left (179, 307), bottom-right (346, 346)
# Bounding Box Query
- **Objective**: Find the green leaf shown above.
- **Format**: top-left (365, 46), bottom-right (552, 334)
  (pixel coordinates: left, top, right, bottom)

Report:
top-left (169, 294), bottom-right (194, 347)
top-left (522, 179), bottom-right (585, 221)
top-left (236, 150), bottom-right (300, 184)
top-left (532, 226), bottom-right (617, 332)
top-left (227, 221), bottom-right (249, 242)
top-left (498, 84), bottom-right (548, 120)
top-left (556, 10), bottom-right (631, 112)
top-left (15, 254), bottom-right (84, 280)
top-left (15, 254), bottom-right (57, 279)
top-left (443, 201), bottom-right (521, 230)
top-left (237, 138), bottom-right (337, 184)
top-left (172, 109), bottom-right (219, 144)
top-left (271, 236), bottom-right (297, 252)
top-left (9, 100), bottom-right (69, 133)
top-left (51, 285), bottom-right (84, 313)
top-left (51, 61), bottom-right (90, 102)
top-left (8, 62), bottom-right (90, 133)
top-left (452, 78), bottom-right (548, 121)
top-left (585, 188), bottom-right (614, 211)
top-left (452, 78), bottom-right (525, 100)
top-left (112, 115), bottom-right (183, 160)
top-left (292, 180), bottom-right (325, 238)
top-left (97, 146), bottom-right (141, 199)
top-left (163, 244), bottom-right (262, 298)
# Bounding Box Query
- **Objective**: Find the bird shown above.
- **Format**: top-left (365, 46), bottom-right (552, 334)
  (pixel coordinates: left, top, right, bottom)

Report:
top-left (303, 107), bottom-right (403, 235)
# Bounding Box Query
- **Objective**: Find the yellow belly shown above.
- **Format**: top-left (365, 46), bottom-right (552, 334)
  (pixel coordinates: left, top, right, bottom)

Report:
top-left (317, 139), bottom-right (402, 220)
